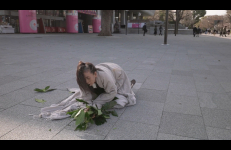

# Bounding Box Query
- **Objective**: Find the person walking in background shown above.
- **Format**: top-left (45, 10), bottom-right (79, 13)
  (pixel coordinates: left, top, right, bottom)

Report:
top-left (223, 26), bottom-right (227, 37)
top-left (193, 26), bottom-right (197, 37)
top-left (196, 26), bottom-right (200, 37)
top-left (228, 29), bottom-right (230, 35)
top-left (213, 29), bottom-right (216, 36)
top-left (142, 23), bottom-right (147, 36)
top-left (220, 27), bottom-right (223, 37)
top-left (159, 25), bottom-right (163, 36)
top-left (154, 25), bottom-right (157, 36)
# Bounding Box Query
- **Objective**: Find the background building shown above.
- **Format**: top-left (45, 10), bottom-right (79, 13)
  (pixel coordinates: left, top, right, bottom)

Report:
top-left (0, 10), bottom-right (155, 34)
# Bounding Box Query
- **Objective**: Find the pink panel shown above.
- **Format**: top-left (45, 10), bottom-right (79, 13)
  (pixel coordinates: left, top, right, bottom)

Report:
top-left (92, 16), bottom-right (101, 33)
top-left (66, 10), bottom-right (78, 33)
top-left (18, 10), bottom-right (37, 33)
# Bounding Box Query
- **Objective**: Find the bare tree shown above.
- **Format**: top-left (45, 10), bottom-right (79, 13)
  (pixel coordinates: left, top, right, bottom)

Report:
top-left (98, 10), bottom-right (113, 36)
top-left (226, 10), bottom-right (231, 23)
top-left (168, 10), bottom-right (186, 34)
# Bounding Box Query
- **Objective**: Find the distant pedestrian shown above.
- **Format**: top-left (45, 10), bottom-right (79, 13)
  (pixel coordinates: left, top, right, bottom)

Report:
top-left (220, 27), bottom-right (223, 37)
top-left (213, 29), bottom-right (216, 36)
top-left (159, 25), bottom-right (163, 36)
top-left (228, 29), bottom-right (230, 35)
top-left (142, 23), bottom-right (147, 36)
top-left (223, 26), bottom-right (227, 37)
top-left (154, 25), bottom-right (157, 36)
top-left (193, 26), bottom-right (197, 37)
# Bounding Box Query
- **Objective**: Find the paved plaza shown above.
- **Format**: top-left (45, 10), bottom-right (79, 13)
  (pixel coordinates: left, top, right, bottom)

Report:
top-left (0, 32), bottom-right (231, 140)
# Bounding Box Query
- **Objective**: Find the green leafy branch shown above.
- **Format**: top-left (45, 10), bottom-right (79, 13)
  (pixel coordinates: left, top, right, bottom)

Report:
top-left (34, 86), bottom-right (56, 93)
top-left (67, 98), bottom-right (118, 131)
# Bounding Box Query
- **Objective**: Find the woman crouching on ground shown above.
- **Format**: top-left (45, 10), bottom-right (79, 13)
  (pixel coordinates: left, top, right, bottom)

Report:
top-left (39, 61), bottom-right (136, 120)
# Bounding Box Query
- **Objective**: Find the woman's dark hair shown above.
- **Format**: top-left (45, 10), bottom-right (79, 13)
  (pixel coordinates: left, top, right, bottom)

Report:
top-left (76, 61), bottom-right (99, 94)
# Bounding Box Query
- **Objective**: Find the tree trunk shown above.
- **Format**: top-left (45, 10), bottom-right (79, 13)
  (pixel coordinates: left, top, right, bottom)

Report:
top-left (98, 10), bottom-right (113, 36)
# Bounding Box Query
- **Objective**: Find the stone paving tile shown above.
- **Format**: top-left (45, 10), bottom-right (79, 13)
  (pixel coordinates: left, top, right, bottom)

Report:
top-left (119, 100), bottom-right (164, 126)
top-left (0, 75), bottom-right (23, 86)
top-left (10, 66), bottom-right (51, 78)
top-left (211, 70), bottom-right (231, 78)
top-left (141, 79), bottom-right (169, 91)
top-left (43, 72), bottom-right (75, 84)
top-left (0, 89), bottom-right (37, 109)
top-left (207, 65), bottom-right (228, 70)
top-left (0, 104), bottom-right (40, 137)
top-left (159, 112), bottom-right (208, 139)
top-left (105, 120), bottom-right (159, 140)
top-left (135, 88), bottom-right (167, 103)
top-left (20, 80), bottom-right (61, 93)
top-left (170, 74), bottom-right (195, 85)
top-left (149, 72), bottom-right (171, 82)
top-left (206, 126), bottom-right (231, 140)
top-left (152, 66), bottom-right (173, 73)
top-left (168, 82), bottom-right (197, 97)
top-left (164, 94), bottom-right (201, 116)
top-left (157, 133), bottom-right (199, 140)
top-left (171, 70), bottom-right (193, 77)
top-left (65, 120), bottom-right (115, 136)
top-left (220, 82), bottom-right (231, 93)
top-left (197, 92), bottom-right (231, 110)
top-left (135, 64), bottom-right (155, 70)
top-left (193, 74), bottom-right (219, 84)
top-left (0, 80), bottom-right (35, 96)
top-left (1, 34), bottom-right (231, 140)
top-left (156, 60), bottom-right (174, 67)
top-left (201, 107), bottom-right (231, 130)
top-left (21, 90), bottom-right (72, 108)
top-left (19, 68), bottom-right (70, 82)
top-left (127, 73), bottom-right (149, 83)
top-left (128, 69), bottom-right (151, 74)
top-left (227, 92), bottom-right (231, 101)
top-left (0, 117), bottom-right (71, 140)
top-left (195, 82), bottom-right (226, 93)
top-left (190, 64), bottom-right (209, 70)
top-left (51, 128), bottom-right (105, 140)
top-left (192, 69), bottom-right (212, 76)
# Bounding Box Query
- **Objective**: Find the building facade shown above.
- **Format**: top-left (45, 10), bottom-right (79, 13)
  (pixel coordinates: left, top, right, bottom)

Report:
top-left (0, 10), bottom-right (155, 34)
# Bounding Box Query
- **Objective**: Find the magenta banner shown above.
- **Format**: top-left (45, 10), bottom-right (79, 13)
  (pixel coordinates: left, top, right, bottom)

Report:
top-left (18, 10), bottom-right (37, 33)
top-left (92, 16), bottom-right (101, 33)
top-left (66, 10), bottom-right (78, 33)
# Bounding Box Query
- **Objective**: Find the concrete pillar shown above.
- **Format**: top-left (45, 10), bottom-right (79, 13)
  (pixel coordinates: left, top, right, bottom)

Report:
top-left (111, 10), bottom-right (115, 33)
top-left (66, 10), bottom-right (78, 33)
top-left (111, 10), bottom-right (115, 25)
top-left (18, 10), bottom-right (37, 33)
top-left (121, 10), bottom-right (125, 25)
top-left (130, 11), bottom-right (133, 20)
top-left (97, 10), bottom-right (101, 16)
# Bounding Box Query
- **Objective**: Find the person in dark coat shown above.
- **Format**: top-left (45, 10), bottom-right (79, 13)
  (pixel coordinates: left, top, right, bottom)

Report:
top-left (154, 25), bottom-right (157, 36)
top-left (220, 27), bottom-right (223, 37)
top-left (142, 23), bottom-right (147, 36)
top-left (196, 26), bottom-right (200, 37)
top-left (193, 26), bottom-right (197, 37)
top-left (159, 25), bottom-right (163, 36)
top-left (223, 26), bottom-right (227, 37)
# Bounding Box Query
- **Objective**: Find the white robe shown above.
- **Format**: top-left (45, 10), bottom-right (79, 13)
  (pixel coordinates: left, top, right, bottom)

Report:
top-left (39, 62), bottom-right (136, 120)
